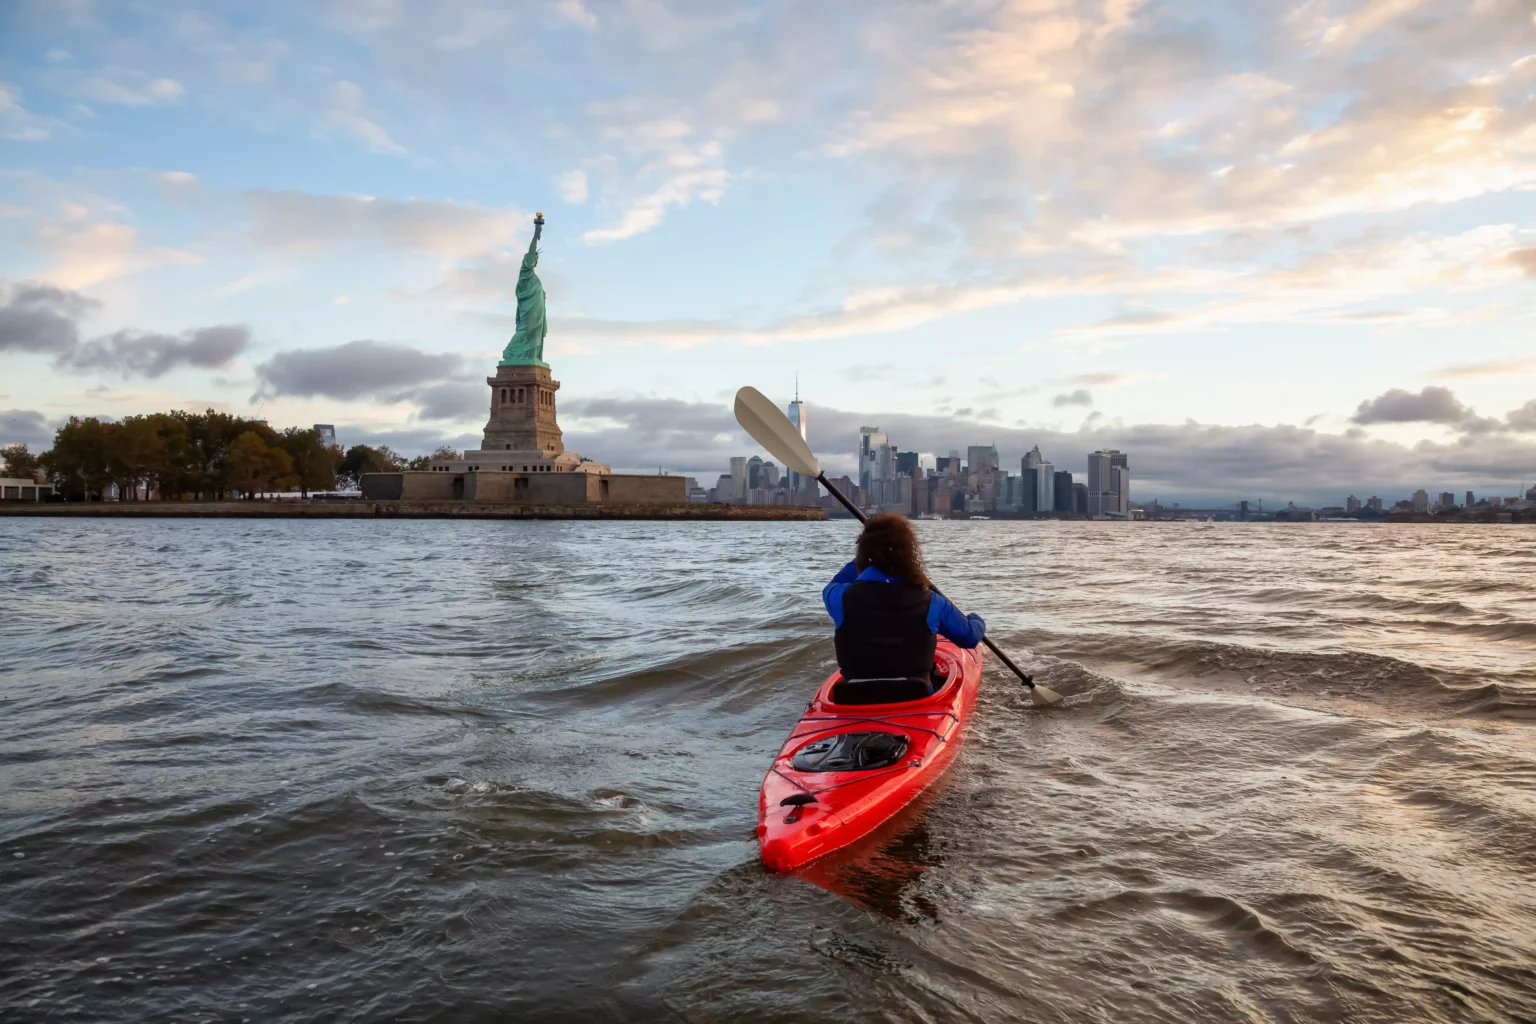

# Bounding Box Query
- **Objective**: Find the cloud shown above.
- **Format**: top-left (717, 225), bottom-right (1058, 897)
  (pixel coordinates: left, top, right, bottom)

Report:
top-left (0, 281), bottom-right (97, 354)
top-left (1510, 249), bottom-right (1536, 277)
top-left (560, 395), bottom-right (748, 471)
top-left (1057, 226), bottom-right (1529, 342)
top-left (555, 0), bottom-right (597, 30)
top-left (335, 425), bottom-right (481, 455)
top-left (558, 169), bottom-right (589, 204)
top-left (0, 409), bottom-right (56, 448)
top-left (255, 340), bottom-right (463, 400)
top-left (1, 280), bottom-right (244, 379)
top-left (582, 105), bottom-right (730, 243)
top-left (244, 190), bottom-right (526, 257)
top-left (819, 4), bottom-right (1536, 252)
top-left (60, 325), bottom-right (250, 378)
top-left (76, 70), bottom-right (183, 106)
top-left (1, 82), bottom-right (51, 140)
top-left (253, 340), bottom-right (481, 420)
top-left (1506, 400), bottom-right (1536, 433)
top-left (1435, 356), bottom-right (1536, 379)
top-left (22, 197), bottom-right (201, 288)
top-left (324, 80), bottom-right (405, 155)
top-left (1066, 372), bottom-right (1129, 387)
top-left (410, 381), bottom-right (484, 420)
top-left (1352, 386), bottom-right (1472, 425)
top-left (1052, 389), bottom-right (1093, 407)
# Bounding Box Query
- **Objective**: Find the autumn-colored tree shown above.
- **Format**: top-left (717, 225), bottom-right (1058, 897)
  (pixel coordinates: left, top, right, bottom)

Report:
top-left (227, 430), bottom-right (298, 498)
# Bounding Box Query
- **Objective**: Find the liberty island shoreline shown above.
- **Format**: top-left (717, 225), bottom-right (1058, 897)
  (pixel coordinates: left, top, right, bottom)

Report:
top-left (0, 500), bottom-right (823, 521)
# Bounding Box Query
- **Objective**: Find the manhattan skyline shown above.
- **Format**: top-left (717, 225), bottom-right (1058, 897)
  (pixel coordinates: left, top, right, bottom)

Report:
top-left (1, 1), bottom-right (1534, 506)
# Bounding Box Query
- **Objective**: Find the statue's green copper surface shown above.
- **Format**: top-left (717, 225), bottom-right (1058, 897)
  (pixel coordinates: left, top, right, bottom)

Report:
top-left (499, 214), bottom-right (549, 368)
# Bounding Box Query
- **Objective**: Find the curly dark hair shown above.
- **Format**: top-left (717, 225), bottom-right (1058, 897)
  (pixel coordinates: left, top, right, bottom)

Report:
top-left (854, 513), bottom-right (930, 591)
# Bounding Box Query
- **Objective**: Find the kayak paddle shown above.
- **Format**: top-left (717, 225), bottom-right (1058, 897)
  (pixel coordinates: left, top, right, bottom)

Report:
top-left (733, 385), bottom-right (1063, 707)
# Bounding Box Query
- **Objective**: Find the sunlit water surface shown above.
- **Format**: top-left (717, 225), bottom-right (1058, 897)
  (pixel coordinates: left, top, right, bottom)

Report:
top-left (2, 519), bottom-right (1534, 1022)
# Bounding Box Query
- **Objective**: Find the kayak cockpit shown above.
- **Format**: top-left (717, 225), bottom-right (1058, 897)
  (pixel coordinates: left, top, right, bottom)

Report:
top-left (818, 646), bottom-right (966, 707)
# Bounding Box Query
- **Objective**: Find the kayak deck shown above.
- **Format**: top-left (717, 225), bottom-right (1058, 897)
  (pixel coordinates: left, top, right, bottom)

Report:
top-left (757, 640), bottom-right (983, 872)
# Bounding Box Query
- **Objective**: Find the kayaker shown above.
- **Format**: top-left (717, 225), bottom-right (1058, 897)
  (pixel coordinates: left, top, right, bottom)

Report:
top-left (823, 513), bottom-right (985, 692)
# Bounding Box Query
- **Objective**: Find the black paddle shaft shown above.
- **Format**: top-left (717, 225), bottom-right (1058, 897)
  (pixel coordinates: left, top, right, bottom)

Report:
top-left (815, 472), bottom-right (1038, 691)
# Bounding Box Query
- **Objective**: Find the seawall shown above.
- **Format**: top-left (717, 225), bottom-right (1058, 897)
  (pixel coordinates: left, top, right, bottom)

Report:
top-left (0, 501), bottom-right (825, 521)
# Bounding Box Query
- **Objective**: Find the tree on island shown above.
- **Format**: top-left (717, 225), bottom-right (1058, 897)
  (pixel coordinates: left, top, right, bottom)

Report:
top-left (19, 411), bottom-right (439, 500)
top-left (338, 444), bottom-right (405, 489)
top-left (279, 427), bottom-right (340, 497)
top-left (1, 443), bottom-right (43, 482)
top-left (41, 417), bottom-right (115, 500)
top-left (405, 445), bottom-right (461, 471)
top-left (228, 430), bottom-right (297, 498)
top-left (31, 410), bottom-right (332, 500)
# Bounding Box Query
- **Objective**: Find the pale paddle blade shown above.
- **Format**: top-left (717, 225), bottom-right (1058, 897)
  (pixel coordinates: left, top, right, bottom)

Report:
top-left (734, 386), bottom-right (821, 479)
top-left (1032, 684), bottom-right (1064, 706)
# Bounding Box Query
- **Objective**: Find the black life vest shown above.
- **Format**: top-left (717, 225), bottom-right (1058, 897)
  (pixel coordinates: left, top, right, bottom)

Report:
top-left (833, 580), bottom-right (937, 682)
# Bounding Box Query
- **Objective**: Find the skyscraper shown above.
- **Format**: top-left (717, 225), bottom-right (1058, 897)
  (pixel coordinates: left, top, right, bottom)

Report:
top-left (1111, 452), bottom-right (1130, 513)
top-left (1053, 470), bottom-right (1073, 512)
top-left (858, 426), bottom-right (888, 490)
top-left (729, 456), bottom-right (747, 501)
top-left (1466, 490), bottom-right (1475, 508)
top-left (1020, 468), bottom-right (1040, 513)
top-left (1086, 450), bottom-right (1111, 515)
top-left (1111, 464), bottom-right (1130, 515)
top-left (1038, 459), bottom-right (1055, 512)
top-left (1412, 489), bottom-right (1429, 512)
top-left (968, 444), bottom-right (999, 507)
top-left (786, 380), bottom-right (806, 491)
top-left (1087, 450), bottom-right (1129, 515)
top-left (1438, 491), bottom-right (1456, 509)
top-left (1346, 495), bottom-right (1361, 513)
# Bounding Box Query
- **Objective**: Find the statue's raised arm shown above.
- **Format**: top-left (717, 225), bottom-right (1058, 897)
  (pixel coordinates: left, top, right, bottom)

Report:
top-left (529, 212), bottom-right (544, 252)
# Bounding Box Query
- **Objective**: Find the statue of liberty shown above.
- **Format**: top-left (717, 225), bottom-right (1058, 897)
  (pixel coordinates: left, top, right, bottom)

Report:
top-left (499, 213), bottom-right (548, 368)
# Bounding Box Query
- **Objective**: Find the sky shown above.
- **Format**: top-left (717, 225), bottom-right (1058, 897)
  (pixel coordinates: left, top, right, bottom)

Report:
top-left (1, 0), bottom-right (1534, 506)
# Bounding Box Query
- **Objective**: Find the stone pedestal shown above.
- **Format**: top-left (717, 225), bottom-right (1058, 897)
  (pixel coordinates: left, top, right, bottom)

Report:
top-left (482, 364), bottom-right (563, 454)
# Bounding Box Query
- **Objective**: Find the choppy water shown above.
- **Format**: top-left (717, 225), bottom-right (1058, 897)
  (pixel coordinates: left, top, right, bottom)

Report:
top-left (2, 519), bottom-right (1534, 1023)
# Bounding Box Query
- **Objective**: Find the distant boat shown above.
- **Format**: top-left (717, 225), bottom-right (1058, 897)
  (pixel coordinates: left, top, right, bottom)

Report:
top-left (916, 512), bottom-right (942, 520)
top-left (970, 515), bottom-right (991, 520)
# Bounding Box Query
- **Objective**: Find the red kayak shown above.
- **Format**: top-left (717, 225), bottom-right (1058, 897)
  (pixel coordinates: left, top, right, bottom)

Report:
top-left (757, 639), bottom-right (984, 872)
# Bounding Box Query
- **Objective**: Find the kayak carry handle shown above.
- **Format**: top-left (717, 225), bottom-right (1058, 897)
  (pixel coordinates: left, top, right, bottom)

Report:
top-left (780, 791), bottom-right (816, 824)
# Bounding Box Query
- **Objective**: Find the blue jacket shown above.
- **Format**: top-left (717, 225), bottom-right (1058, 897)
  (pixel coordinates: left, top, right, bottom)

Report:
top-left (823, 562), bottom-right (986, 647)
